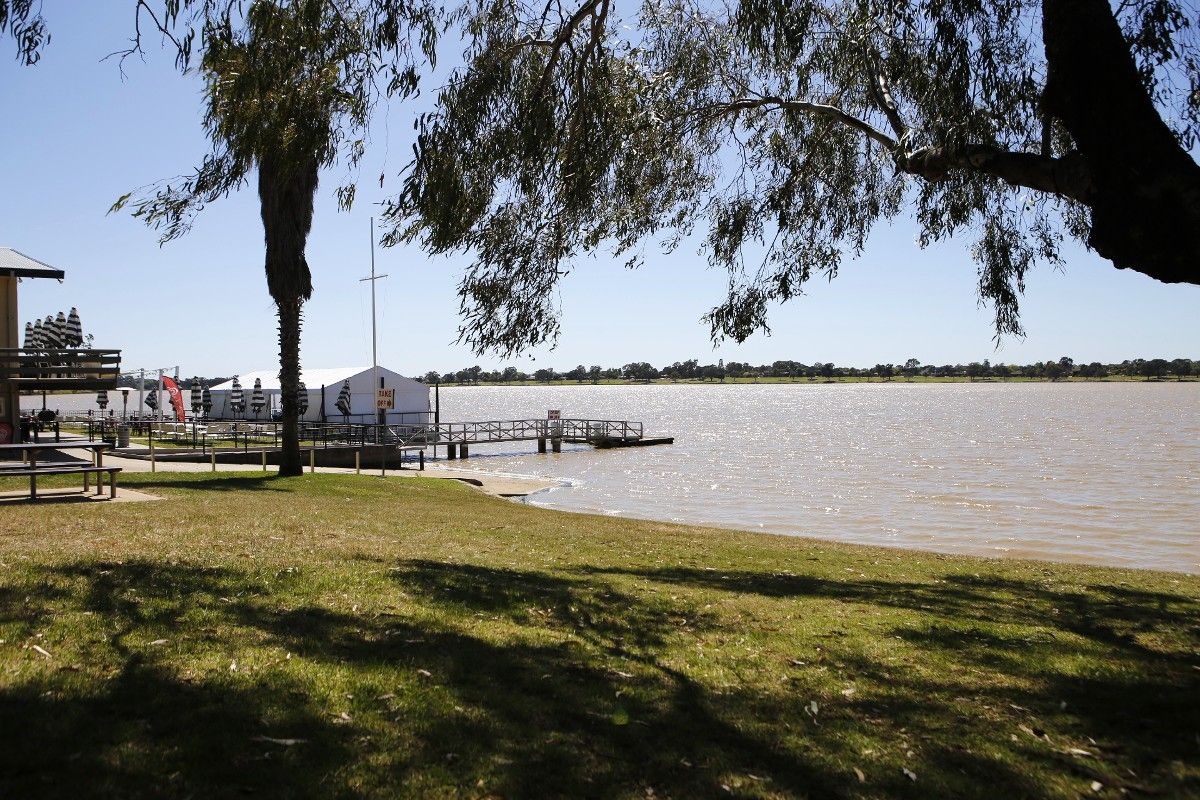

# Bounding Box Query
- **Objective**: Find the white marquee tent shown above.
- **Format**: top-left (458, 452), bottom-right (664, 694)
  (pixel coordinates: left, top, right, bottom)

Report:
top-left (208, 366), bottom-right (429, 422)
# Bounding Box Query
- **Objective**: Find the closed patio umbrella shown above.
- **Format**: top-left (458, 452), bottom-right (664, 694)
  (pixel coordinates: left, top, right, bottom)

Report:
top-left (41, 315), bottom-right (58, 348)
top-left (250, 378), bottom-right (265, 418)
top-left (296, 381), bottom-right (308, 417)
top-left (22, 321), bottom-right (33, 349)
top-left (229, 376), bottom-right (245, 416)
top-left (336, 380), bottom-right (352, 418)
top-left (96, 390), bottom-right (109, 411)
top-left (202, 385), bottom-right (212, 417)
top-left (190, 378), bottom-right (203, 414)
top-left (144, 388), bottom-right (159, 412)
top-left (53, 311), bottom-right (69, 347)
top-left (66, 307), bottom-right (83, 346)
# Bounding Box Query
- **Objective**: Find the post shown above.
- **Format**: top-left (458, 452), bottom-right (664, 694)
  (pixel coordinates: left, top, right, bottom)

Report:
top-left (211, 450), bottom-right (216, 472)
top-left (261, 450), bottom-right (267, 470)
top-left (460, 443), bottom-right (469, 460)
top-left (433, 380), bottom-right (440, 460)
top-left (309, 449), bottom-right (315, 473)
top-left (360, 217), bottom-right (388, 444)
top-left (355, 449), bottom-right (361, 474)
top-left (552, 437), bottom-right (561, 453)
top-left (149, 430), bottom-right (156, 472)
top-left (447, 443), bottom-right (457, 460)
top-left (419, 450), bottom-right (424, 471)
top-left (538, 437), bottom-right (546, 453)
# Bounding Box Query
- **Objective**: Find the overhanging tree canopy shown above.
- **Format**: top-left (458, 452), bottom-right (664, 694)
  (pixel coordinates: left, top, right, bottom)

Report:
top-left (387, 0), bottom-right (1200, 355)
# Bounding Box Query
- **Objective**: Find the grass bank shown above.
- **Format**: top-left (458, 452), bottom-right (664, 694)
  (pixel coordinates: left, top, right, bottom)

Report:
top-left (1, 472), bottom-right (1196, 798)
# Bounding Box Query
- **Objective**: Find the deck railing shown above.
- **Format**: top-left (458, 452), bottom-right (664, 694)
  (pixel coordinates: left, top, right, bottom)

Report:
top-left (0, 348), bottom-right (121, 390)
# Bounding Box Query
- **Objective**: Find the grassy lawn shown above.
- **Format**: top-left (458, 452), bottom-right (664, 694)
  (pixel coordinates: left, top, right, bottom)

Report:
top-left (1, 472), bottom-right (1196, 799)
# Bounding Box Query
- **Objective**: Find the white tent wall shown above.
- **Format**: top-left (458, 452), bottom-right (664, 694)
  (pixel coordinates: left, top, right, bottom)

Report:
top-left (208, 366), bottom-right (430, 423)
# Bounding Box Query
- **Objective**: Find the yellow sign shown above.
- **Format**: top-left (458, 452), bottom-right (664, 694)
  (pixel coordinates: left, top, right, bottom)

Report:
top-left (376, 388), bottom-right (395, 409)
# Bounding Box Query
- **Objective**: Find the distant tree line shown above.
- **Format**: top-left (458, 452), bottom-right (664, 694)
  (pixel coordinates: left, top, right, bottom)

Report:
top-left (422, 357), bottom-right (1200, 385)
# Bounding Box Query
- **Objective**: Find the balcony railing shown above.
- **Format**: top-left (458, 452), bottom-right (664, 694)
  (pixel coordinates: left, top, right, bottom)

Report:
top-left (0, 348), bottom-right (122, 390)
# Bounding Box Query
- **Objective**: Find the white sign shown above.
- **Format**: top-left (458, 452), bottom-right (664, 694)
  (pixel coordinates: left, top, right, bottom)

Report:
top-left (376, 388), bottom-right (395, 409)
top-left (547, 409), bottom-right (560, 420)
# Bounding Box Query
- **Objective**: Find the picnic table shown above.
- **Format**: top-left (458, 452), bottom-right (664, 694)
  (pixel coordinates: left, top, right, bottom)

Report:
top-left (0, 441), bottom-right (122, 500)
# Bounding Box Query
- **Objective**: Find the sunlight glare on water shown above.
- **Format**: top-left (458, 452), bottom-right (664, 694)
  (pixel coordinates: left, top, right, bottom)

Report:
top-left (435, 382), bottom-right (1199, 573)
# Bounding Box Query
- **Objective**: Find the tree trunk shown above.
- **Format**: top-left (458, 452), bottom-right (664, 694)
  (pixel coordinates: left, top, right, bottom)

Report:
top-left (1041, 0), bottom-right (1200, 286)
top-left (258, 153), bottom-right (317, 479)
top-left (276, 298), bottom-right (303, 477)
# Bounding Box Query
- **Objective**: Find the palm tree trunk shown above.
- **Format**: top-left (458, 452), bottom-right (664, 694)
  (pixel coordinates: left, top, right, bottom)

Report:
top-left (258, 153), bottom-right (317, 478)
top-left (276, 298), bottom-right (303, 476)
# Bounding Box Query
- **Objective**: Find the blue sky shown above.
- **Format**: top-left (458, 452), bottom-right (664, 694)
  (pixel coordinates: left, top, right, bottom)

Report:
top-left (1, 3), bottom-right (1197, 378)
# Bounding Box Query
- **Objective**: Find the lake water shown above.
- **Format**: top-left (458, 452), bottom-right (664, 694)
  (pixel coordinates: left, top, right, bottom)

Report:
top-left (435, 382), bottom-right (1199, 574)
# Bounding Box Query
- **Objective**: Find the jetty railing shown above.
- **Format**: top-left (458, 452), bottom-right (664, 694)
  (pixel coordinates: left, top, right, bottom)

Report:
top-left (386, 418), bottom-right (643, 446)
top-left (69, 417), bottom-right (643, 452)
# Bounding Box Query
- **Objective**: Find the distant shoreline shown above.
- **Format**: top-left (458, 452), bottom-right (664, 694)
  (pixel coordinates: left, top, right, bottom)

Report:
top-left (433, 376), bottom-right (1200, 387)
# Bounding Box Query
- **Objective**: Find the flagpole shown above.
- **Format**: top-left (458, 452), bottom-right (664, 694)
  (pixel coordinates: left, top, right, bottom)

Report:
top-left (360, 217), bottom-right (388, 443)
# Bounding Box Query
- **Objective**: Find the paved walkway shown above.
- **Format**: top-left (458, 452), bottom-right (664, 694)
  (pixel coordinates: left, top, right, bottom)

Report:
top-left (10, 438), bottom-right (560, 501)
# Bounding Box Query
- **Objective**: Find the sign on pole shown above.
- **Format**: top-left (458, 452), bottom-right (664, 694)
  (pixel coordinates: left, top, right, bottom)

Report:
top-left (376, 388), bottom-right (395, 409)
top-left (547, 409), bottom-right (560, 420)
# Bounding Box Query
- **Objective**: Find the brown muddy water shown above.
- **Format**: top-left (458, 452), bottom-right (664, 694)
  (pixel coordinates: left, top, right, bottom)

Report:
top-left (437, 382), bottom-right (1199, 574)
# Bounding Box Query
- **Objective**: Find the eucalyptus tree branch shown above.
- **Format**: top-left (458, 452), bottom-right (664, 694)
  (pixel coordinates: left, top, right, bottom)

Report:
top-left (868, 53), bottom-right (907, 140)
top-left (697, 95), bottom-right (899, 149)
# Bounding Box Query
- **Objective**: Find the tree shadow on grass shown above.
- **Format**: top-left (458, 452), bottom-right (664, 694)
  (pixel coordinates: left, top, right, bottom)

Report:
top-left (579, 564), bottom-right (1200, 794)
top-left (0, 562), bottom-right (351, 799)
top-left (4, 557), bottom-right (1195, 798)
top-left (124, 474), bottom-right (295, 493)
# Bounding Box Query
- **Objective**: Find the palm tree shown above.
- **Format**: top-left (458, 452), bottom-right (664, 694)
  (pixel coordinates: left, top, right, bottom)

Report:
top-left (116, 0), bottom-right (436, 476)
top-left (201, 1), bottom-right (343, 474)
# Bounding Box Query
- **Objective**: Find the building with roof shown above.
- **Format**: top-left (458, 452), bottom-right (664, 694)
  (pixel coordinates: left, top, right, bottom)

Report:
top-left (1, 248), bottom-right (121, 442)
top-left (207, 366), bottom-right (429, 423)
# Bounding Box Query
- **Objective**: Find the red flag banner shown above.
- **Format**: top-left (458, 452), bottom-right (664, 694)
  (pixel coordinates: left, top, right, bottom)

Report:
top-left (162, 376), bottom-right (187, 422)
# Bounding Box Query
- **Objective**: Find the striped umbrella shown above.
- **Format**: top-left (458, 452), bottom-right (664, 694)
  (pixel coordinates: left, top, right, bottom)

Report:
top-left (229, 377), bottom-right (244, 414)
top-left (335, 380), bottom-right (352, 417)
top-left (28, 319), bottom-right (45, 368)
top-left (190, 378), bottom-right (203, 413)
top-left (144, 388), bottom-right (159, 411)
top-left (202, 384), bottom-right (212, 417)
top-left (41, 315), bottom-right (59, 348)
top-left (22, 321), bottom-right (34, 349)
top-left (96, 390), bottom-right (109, 410)
top-left (250, 378), bottom-right (265, 417)
top-left (296, 381), bottom-right (308, 417)
top-left (66, 307), bottom-right (83, 346)
top-left (53, 311), bottom-right (69, 348)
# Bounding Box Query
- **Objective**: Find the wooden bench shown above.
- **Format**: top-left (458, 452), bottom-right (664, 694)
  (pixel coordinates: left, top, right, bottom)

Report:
top-left (3, 465), bottom-right (123, 500)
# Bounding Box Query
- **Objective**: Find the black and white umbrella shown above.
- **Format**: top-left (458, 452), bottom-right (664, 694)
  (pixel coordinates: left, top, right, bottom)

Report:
top-left (144, 388), bottom-right (159, 411)
top-left (229, 377), bottom-right (245, 414)
top-left (66, 307), bottom-right (83, 347)
top-left (53, 311), bottom-right (69, 348)
top-left (28, 319), bottom-right (45, 367)
top-left (41, 315), bottom-right (59, 348)
top-left (190, 378), bottom-right (203, 414)
top-left (96, 390), bottom-right (109, 410)
top-left (250, 378), bottom-right (265, 417)
top-left (296, 381), bottom-right (308, 417)
top-left (22, 321), bottom-right (34, 349)
top-left (335, 380), bottom-right (353, 417)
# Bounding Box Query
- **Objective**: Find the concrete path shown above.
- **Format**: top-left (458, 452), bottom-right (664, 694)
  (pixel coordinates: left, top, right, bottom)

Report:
top-left (35, 439), bottom-right (562, 500)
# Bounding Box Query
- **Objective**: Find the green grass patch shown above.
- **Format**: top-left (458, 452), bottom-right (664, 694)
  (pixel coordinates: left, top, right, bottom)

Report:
top-left (1, 472), bottom-right (1197, 798)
